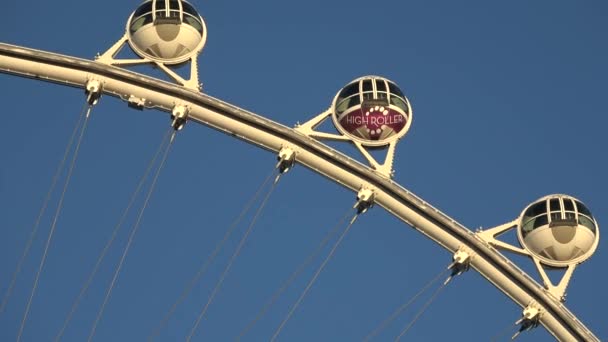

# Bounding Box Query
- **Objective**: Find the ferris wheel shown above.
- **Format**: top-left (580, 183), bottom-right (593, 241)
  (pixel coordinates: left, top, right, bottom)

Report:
top-left (0, 1), bottom-right (604, 341)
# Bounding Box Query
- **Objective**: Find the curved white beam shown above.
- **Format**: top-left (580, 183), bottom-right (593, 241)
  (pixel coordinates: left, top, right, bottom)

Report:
top-left (0, 43), bottom-right (598, 342)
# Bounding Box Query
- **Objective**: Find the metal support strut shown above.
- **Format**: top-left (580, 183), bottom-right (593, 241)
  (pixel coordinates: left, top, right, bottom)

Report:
top-left (354, 188), bottom-right (375, 214)
top-left (171, 105), bottom-right (189, 131)
top-left (512, 303), bottom-right (541, 340)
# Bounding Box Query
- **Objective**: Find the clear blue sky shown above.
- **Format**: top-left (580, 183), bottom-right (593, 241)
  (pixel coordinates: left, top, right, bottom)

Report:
top-left (1, 0), bottom-right (606, 341)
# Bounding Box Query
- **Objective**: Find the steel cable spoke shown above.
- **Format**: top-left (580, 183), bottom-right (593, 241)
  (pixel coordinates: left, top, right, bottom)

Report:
top-left (17, 106), bottom-right (92, 342)
top-left (0, 104), bottom-right (86, 317)
top-left (186, 175), bottom-right (280, 342)
top-left (394, 281), bottom-right (448, 341)
top-left (55, 129), bottom-right (172, 341)
top-left (490, 321), bottom-right (518, 342)
top-left (87, 129), bottom-right (175, 342)
top-left (237, 208), bottom-right (353, 340)
top-left (364, 268), bottom-right (449, 341)
top-left (148, 168), bottom-right (276, 341)
top-left (270, 213), bottom-right (359, 342)
top-left (0, 42), bottom-right (602, 342)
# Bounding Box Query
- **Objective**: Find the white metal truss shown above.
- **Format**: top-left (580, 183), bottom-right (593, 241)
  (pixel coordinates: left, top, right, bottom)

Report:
top-left (476, 221), bottom-right (582, 302)
top-left (0, 43), bottom-right (599, 342)
top-left (296, 109), bottom-right (398, 178)
top-left (96, 34), bottom-right (202, 91)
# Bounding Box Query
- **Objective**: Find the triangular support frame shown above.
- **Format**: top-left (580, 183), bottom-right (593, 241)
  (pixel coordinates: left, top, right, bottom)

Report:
top-left (476, 220), bottom-right (577, 301)
top-left (96, 34), bottom-right (201, 91)
top-left (295, 109), bottom-right (398, 178)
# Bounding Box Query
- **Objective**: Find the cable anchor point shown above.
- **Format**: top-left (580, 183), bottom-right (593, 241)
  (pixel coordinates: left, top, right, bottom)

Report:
top-left (171, 105), bottom-right (189, 131)
top-left (511, 304), bottom-right (541, 340)
top-left (274, 147), bottom-right (296, 183)
top-left (354, 188), bottom-right (375, 215)
top-left (85, 79), bottom-right (102, 107)
top-left (276, 147), bottom-right (296, 174)
top-left (445, 249), bottom-right (471, 285)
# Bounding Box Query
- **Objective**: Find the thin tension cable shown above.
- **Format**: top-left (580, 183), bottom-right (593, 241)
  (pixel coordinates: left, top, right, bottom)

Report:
top-left (0, 104), bottom-right (86, 316)
top-left (55, 129), bottom-right (172, 341)
top-left (186, 174), bottom-right (281, 342)
top-left (87, 129), bottom-right (175, 342)
top-left (394, 280), bottom-right (449, 341)
top-left (237, 208), bottom-right (353, 340)
top-left (270, 213), bottom-right (360, 342)
top-left (148, 168), bottom-right (276, 341)
top-left (490, 321), bottom-right (518, 342)
top-left (364, 268), bottom-right (449, 341)
top-left (17, 104), bottom-right (93, 342)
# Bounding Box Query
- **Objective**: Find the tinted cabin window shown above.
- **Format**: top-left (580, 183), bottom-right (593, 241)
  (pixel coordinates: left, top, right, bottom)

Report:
top-left (522, 215), bottom-right (548, 237)
top-left (182, 2), bottom-right (198, 17)
top-left (388, 82), bottom-right (405, 98)
top-left (134, 2), bottom-right (153, 17)
top-left (130, 14), bottom-right (153, 32)
top-left (522, 201), bottom-right (547, 237)
top-left (533, 215), bottom-right (548, 229)
top-left (526, 201), bottom-right (547, 218)
top-left (575, 201), bottom-right (596, 233)
top-left (522, 220), bottom-right (534, 237)
top-left (336, 97), bottom-right (361, 114)
top-left (386, 82), bottom-right (408, 112)
top-left (361, 80), bottom-right (374, 102)
top-left (576, 201), bottom-right (593, 217)
top-left (339, 83), bottom-right (359, 100)
top-left (363, 92), bottom-right (376, 101)
top-left (154, 0), bottom-right (166, 19)
top-left (184, 16), bottom-right (203, 32)
top-left (389, 97), bottom-right (407, 113)
top-left (336, 83), bottom-right (361, 114)
top-left (563, 198), bottom-right (576, 220)
top-left (563, 198), bottom-right (574, 211)
top-left (169, 0), bottom-right (181, 10)
top-left (182, 2), bottom-right (203, 32)
top-left (376, 80), bottom-right (387, 92)
top-left (162, 0), bottom-right (179, 18)
top-left (549, 199), bottom-right (561, 221)
top-left (550, 199), bottom-right (560, 212)
top-left (579, 216), bottom-right (596, 232)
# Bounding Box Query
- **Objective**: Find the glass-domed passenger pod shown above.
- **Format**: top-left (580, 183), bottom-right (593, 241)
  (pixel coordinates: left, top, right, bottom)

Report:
top-left (517, 194), bottom-right (600, 267)
top-left (331, 76), bottom-right (412, 146)
top-left (127, 0), bottom-right (207, 64)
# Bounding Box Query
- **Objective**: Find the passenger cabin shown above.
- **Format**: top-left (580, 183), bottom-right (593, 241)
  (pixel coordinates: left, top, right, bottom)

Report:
top-left (519, 195), bottom-right (598, 264)
top-left (130, 0), bottom-right (204, 34)
top-left (127, 0), bottom-right (206, 63)
top-left (334, 77), bottom-right (410, 117)
top-left (521, 196), bottom-right (597, 238)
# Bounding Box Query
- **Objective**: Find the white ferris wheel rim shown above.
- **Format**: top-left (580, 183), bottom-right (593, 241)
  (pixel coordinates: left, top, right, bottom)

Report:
top-left (0, 43), bottom-right (599, 342)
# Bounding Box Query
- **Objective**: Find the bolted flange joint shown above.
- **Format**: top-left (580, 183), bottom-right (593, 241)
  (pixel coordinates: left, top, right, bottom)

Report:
top-left (85, 79), bottom-right (102, 106)
top-left (171, 105), bottom-right (189, 131)
top-left (354, 188), bottom-right (375, 214)
top-left (276, 147), bottom-right (296, 174)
